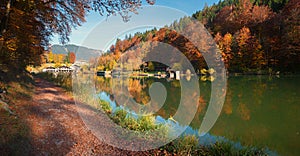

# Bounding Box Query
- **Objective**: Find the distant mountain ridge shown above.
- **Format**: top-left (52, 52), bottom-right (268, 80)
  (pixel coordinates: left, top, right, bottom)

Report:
top-left (51, 44), bottom-right (103, 61)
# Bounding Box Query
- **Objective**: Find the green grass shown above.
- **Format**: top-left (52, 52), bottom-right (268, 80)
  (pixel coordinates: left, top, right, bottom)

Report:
top-left (112, 108), bottom-right (127, 124)
top-left (98, 99), bottom-right (112, 113)
top-left (175, 135), bottom-right (199, 155)
top-left (111, 108), bottom-right (159, 132)
top-left (106, 107), bottom-right (169, 140)
top-left (162, 135), bottom-right (269, 156)
top-left (137, 115), bottom-right (157, 132)
top-left (200, 141), bottom-right (268, 156)
top-left (164, 135), bottom-right (199, 155)
top-left (121, 115), bottom-right (139, 130)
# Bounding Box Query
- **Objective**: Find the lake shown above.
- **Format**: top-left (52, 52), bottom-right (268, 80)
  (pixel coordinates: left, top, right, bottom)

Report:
top-left (94, 75), bottom-right (300, 156)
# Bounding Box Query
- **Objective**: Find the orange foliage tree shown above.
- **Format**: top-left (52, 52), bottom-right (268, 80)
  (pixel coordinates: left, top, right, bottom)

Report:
top-left (69, 52), bottom-right (76, 64)
top-left (0, 0), bottom-right (154, 72)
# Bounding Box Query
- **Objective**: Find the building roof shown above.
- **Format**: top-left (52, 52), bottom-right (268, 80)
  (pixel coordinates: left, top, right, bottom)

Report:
top-left (45, 67), bottom-right (56, 69)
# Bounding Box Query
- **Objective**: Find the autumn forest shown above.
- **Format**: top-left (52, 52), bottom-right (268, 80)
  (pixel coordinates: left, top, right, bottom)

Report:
top-left (97, 0), bottom-right (299, 74)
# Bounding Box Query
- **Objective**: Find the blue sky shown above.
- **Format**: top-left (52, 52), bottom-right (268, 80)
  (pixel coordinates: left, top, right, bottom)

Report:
top-left (50, 0), bottom-right (219, 50)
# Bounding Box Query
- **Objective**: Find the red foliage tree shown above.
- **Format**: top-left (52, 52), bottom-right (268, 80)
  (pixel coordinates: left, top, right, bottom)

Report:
top-left (69, 52), bottom-right (76, 64)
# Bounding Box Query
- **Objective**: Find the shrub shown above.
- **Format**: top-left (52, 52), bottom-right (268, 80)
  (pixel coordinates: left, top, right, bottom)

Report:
top-left (137, 115), bottom-right (157, 132)
top-left (121, 115), bottom-right (139, 130)
top-left (173, 135), bottom-right (199, 155)
top-left (113, 108), bottom-right (127, 124)
top-left (99, 99), bottom-right (112, 113)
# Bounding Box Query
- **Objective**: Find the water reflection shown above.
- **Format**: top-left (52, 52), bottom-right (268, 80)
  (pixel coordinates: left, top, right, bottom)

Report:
top-left (95, 75), bottom-right (300, 155)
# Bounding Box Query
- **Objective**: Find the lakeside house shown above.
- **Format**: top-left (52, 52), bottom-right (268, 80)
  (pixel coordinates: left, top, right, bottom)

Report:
top-left (42, 67), bottom-right (57, 72)
top-left (57, 66), bottom-right (73, 72)
top-left (42, 66), bottom-right (73, 73)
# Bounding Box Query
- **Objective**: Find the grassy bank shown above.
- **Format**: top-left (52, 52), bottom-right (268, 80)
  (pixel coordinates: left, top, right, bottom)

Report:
top-left (162, 135), bottom-right (268, 155)
top-left (97, 100), bottom-right (169, 139)
top-left (0, 72), bottom-right (33, 155)
top-left (97, 99), bottom-right (269, 155)
top-left (0, 108), bottom-right (31, 155)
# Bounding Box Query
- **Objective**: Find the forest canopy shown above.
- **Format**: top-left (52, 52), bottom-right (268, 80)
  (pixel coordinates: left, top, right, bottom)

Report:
top-left (0, 0), bottom-right (155, 73)
top-left (99, 0), bottom-right (299, 73)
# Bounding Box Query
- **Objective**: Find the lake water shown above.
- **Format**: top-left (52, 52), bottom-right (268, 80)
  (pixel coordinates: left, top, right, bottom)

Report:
top-left (95, 75), bottom-right (300, 156)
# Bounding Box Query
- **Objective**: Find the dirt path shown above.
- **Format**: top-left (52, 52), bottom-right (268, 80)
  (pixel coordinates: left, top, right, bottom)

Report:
top-left (24, 78), bottom-right (155, 155)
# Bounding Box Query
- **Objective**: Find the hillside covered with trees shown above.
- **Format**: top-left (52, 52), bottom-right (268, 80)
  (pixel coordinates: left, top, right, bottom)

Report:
top-left (51, 44), bottom-right (103, 61)
top-left (98, 0), bottom-right (299, 74)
